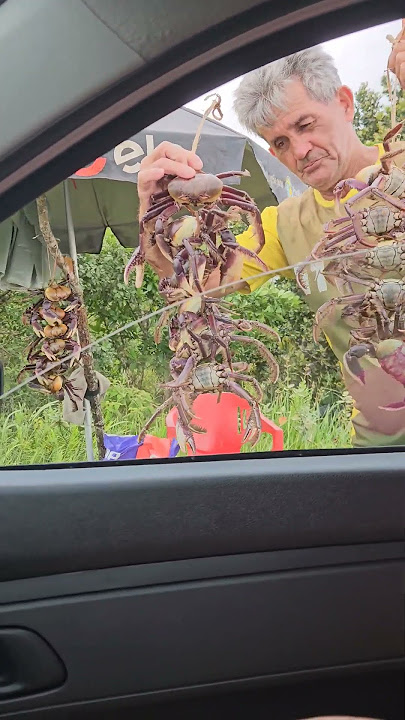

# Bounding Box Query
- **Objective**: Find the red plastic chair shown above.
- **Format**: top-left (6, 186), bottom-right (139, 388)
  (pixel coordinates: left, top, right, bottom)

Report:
top-left (166, 392), bottom-right (283, 456)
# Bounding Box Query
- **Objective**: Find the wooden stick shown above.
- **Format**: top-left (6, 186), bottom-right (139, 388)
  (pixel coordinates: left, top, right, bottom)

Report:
top-left (386, 24), bottom-right (405, 129)
top-left (192, 93), bottom-right (223, 155)
top-left (36, 194), bottom-right (105, 459)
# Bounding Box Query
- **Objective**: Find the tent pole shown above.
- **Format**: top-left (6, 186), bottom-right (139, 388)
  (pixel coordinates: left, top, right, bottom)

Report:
top-left (63, 182), bottom-right (94, 462)
top-left (63, 182), bottom-right (105, 461)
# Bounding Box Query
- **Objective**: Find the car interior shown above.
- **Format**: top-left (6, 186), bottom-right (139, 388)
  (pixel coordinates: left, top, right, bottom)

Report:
top-left (0, 1), bottom-right (404, 719)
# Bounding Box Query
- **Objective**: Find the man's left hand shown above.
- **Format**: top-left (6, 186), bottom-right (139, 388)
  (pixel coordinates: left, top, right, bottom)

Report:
top-left (388, 20), bottom-right (405, 90)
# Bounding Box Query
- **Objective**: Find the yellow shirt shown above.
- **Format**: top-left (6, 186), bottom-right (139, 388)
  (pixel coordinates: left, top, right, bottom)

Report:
top-left (237, 146), bottom-right (386, 292)
top-left (236, 143), bottom-right (405, 447)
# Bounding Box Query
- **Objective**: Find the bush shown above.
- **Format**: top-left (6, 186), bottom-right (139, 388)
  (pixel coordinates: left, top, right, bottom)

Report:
top-left (230, 276), bottom-right (344, 403)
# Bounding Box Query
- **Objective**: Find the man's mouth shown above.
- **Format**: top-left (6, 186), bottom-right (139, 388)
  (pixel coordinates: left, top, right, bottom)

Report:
top-left (302, 156), bottom-right (327, 173)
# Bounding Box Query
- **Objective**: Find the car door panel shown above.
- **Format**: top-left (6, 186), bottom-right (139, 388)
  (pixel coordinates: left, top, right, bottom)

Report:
top-left (0, 452), bottom-right (404, 582)
top-left (0, 454), bottom-right (404, 718)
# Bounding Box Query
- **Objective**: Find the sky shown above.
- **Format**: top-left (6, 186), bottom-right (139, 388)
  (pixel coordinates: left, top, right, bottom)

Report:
top-left (185, 18), bottom-right (403, 149)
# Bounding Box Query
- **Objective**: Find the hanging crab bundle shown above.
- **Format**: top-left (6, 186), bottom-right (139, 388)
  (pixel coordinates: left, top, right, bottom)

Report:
top-left (124, 164), bottom-right (280, 453)
top-left (19, 264), bottom-right (82, 408)
top-left (297, 121), bottom-right (405, 410)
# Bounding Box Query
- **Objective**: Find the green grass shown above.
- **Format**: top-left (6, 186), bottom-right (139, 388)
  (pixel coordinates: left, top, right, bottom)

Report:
top-left (0, 380), bottom-right (351, 467)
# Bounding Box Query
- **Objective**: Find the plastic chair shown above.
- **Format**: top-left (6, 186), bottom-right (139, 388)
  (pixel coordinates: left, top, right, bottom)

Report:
top-left (166, 392), bottom-right (284, 456)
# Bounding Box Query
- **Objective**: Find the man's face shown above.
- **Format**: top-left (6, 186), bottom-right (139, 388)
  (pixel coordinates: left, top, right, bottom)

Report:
top-left (259, 79), bottom-right (355, 193)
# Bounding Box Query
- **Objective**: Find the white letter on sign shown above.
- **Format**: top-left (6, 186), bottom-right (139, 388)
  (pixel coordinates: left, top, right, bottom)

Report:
top-left (146, 134), bottom-right (154, 155)
top-left (114, 140), bottom-right (144, 174)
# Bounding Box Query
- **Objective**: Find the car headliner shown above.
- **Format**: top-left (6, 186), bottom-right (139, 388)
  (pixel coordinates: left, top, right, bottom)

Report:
top-left (0, 0), bottom-right (402, 221)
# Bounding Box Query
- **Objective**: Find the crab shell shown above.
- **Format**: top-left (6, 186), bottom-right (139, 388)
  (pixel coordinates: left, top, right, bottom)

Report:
top-left (167, 173), bottom-right (222, 204)
top-left (44, 284), bottom-right (72, 302)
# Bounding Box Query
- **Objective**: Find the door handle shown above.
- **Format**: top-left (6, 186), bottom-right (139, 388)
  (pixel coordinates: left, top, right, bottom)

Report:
top-left (0, 627), bottom-right (66, 700)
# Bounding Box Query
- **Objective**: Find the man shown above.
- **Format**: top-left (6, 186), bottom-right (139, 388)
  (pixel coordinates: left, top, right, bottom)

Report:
top-left (137, 36), bottom-right (405, 448)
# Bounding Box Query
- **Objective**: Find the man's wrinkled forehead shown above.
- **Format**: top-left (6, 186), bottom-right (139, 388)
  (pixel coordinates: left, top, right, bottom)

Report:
top-left (256, 80), bottom-right (321, 138)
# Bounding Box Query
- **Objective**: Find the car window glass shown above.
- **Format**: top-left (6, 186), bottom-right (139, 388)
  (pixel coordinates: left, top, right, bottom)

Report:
top-left (1, 17), bottom-right (404, 465)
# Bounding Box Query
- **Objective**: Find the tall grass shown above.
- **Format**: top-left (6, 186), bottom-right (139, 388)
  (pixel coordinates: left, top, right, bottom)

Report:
top-left (0, 381), bottom-right (351, 467)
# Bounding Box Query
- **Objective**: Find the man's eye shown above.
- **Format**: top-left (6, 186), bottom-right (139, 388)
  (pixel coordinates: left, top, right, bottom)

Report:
top-left (299, 122), bottom-right (313, 130)
top-left (276, 141), bottom-right (285, 150)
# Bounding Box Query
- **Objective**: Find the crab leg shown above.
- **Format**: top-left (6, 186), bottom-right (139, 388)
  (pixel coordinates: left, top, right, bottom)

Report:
top-left (226, 371), bottom-right (263, 402)
top-left (224, 379), bottom-right (262, 447)
top-left (138, 397), bottom-right (173, 443)
top-left (229, 334), bottom-right (279, 383)
top-left (164, 355), bottom-right (196, 388)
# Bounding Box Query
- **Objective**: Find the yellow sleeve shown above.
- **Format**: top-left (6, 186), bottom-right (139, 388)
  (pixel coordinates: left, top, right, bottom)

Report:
top-left (236, 205), bottom-right (294, 294)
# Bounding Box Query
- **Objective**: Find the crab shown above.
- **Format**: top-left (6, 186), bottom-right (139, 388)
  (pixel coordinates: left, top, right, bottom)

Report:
top-left (307, 239), bottom-right (405, 294)
top-left (313, 278), bottom-right (405, 343)
top-left (137, 359), bottom-right (265, 453)
top-left (124, 170), bottom-right (267, 288)
top-left (162, 308), bottom-right (280, 381)
top-left (334, 122), bottom-right (405, 204)
top-left (19, 273), bottom-right (82, 405)
top-left (18, 355), bottom-right (82, 409)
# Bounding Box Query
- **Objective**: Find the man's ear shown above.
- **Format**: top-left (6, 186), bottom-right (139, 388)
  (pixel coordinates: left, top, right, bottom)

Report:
top-left (337, 85), bottom-right (355, 122)
top-left (268, 147), bottom-right (276, 156)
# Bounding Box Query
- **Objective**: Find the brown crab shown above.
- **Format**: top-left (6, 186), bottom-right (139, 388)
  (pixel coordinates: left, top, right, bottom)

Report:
top-left (334, 122), bottom-right (405, 204)
top-left (313, 278), bottom-right (405, 343)
top-left (305, 239), bottom-right (405, 295)
top-left (137, 358), bottom-right (265, 453)
top-left (124, 170), bottom-right (266, 288)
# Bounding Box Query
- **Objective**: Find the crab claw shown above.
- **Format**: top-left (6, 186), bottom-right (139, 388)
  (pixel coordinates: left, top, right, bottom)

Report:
top-left (220, 248), bottom-right (244, 287)
top-left (383, 120), bottom-right (404, 145)
top-left (334, 178), bottom-right (367, 204)
top-left (243, 403), bottom-right (262, 447)
top-left (64, 313), bottom-right (78, 339)
top-left (173, 257), bottom-right (193, 295)
top-left (176, 419), bottom-right (196, 455)
top-left (43, 323), bottom-right (68, 339)
top-left (295, 262), bottom-right (310, 293)
top-left (168, 215), bottom-right (199, 246)
top-left (65, 340), bottom-right (81, 365)
top-left (32, 316), bottom-right (45, 337)
top-left (343, 343), bottom-right (375, 384)
top-left (124, 246), bottom-right (145, 287)
top-left (378, 398), bottom-right (405, 412)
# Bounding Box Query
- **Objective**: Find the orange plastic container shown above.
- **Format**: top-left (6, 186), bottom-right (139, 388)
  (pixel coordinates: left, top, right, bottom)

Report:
top-left (136, 434), bottom-right (179, 459)
top-left (166, 392), bottom-right (283, 456)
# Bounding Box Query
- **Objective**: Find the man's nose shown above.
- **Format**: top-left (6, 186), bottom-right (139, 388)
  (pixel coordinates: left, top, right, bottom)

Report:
top-left (291, 137), bottom-right (313, 160)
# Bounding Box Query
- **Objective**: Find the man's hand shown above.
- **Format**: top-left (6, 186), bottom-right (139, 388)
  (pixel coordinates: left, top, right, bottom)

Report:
top-left (136, 140), bottom-right (248, 296)
top-left (137, 141), bottom-right (203, 278)
top-left (388, 20), bottom-right (405, 90)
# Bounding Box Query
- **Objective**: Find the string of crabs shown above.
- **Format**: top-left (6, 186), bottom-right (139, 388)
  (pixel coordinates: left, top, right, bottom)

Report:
top-left (18, 256), bottom-right (82, 409)
top-left (297, 121), bottom-right (405, 411)
top-left (124, 162), bottom-right (280, 453)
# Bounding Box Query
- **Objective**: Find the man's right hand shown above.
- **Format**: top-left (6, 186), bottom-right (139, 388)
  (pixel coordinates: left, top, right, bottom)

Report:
top-left (136, 140), bottom-right (246, 296)
top-left (136, 141), bottom-right (204, 279)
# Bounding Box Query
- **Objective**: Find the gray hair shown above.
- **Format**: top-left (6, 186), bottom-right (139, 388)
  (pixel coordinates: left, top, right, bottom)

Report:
top-left (233, 47), bottom-right (342, 136)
